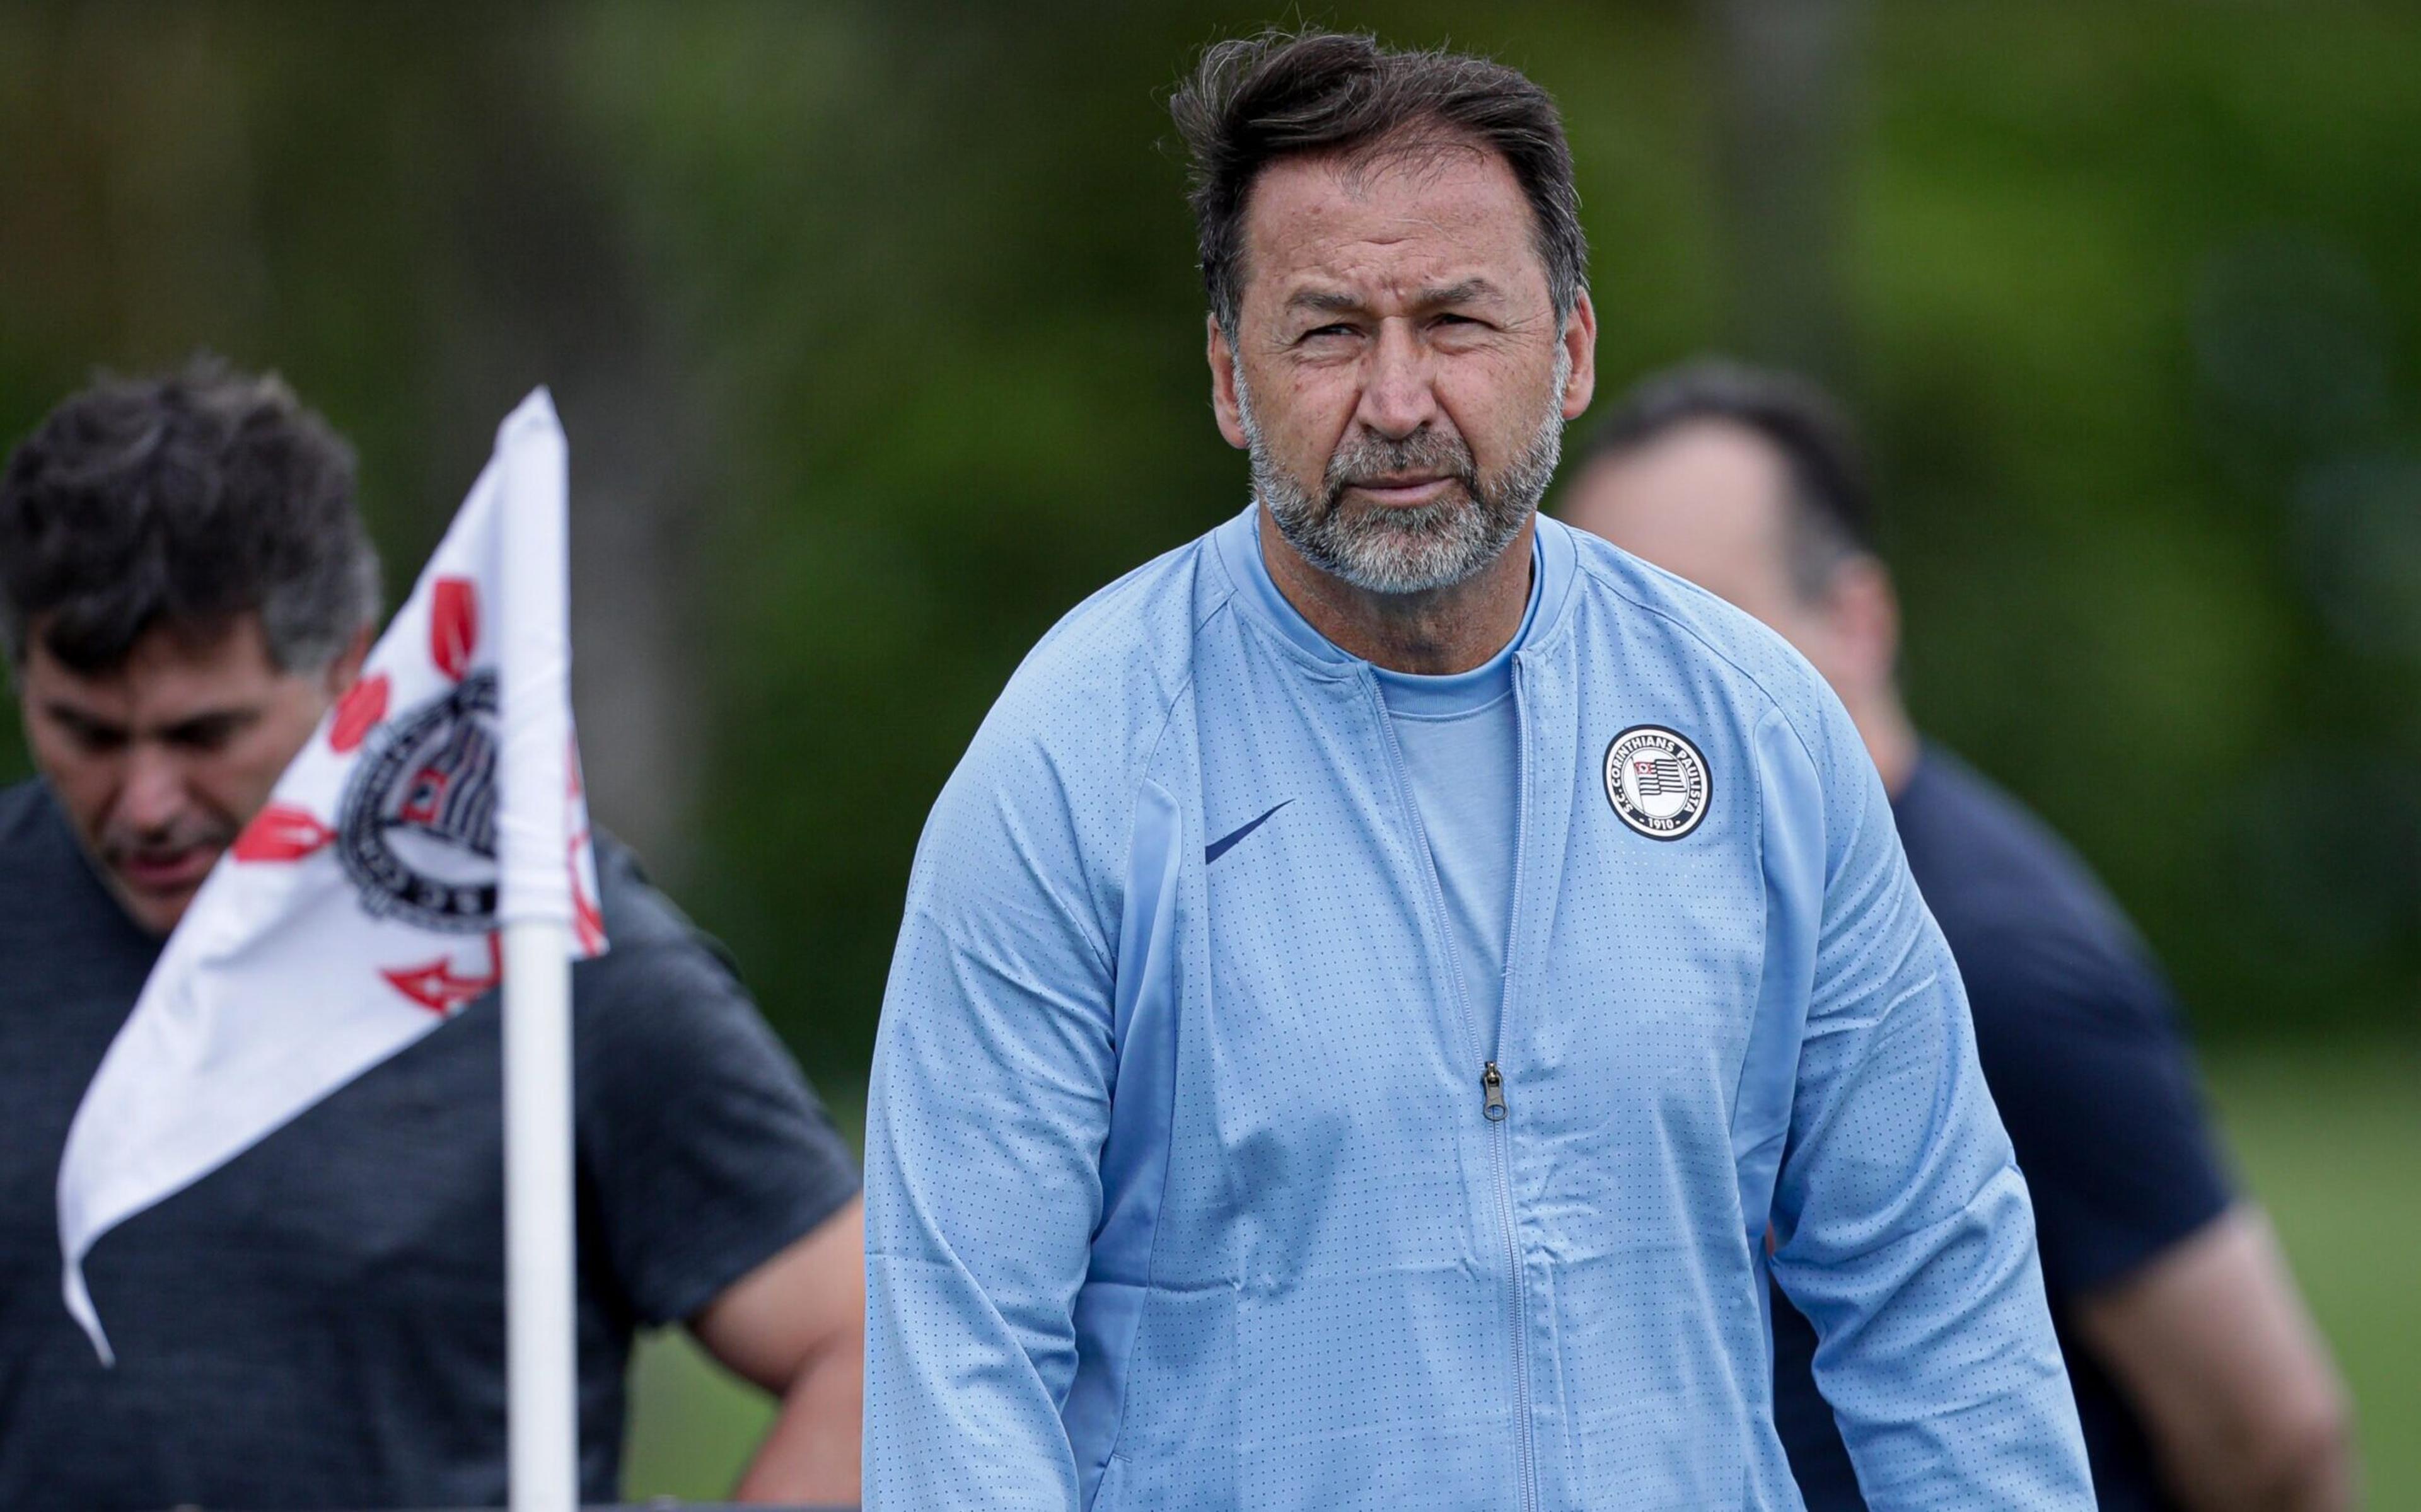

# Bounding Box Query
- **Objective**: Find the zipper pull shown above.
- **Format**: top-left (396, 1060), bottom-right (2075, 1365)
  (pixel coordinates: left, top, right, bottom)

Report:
top-left (1482, 1061), bottom-right (1508, 1122)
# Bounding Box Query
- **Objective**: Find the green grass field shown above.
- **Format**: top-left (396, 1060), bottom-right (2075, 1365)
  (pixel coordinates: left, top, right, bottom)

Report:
top-left (622, 1037), bottom-right (2420, 1504)
top-left (2204, 1037), bottom-right (2420, 1504)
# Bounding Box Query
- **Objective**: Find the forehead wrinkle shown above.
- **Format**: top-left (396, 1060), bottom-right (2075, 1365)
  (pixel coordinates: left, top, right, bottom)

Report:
top-left (1239, 137), bottom-right (1548, 332)
top-left (1283, 275), bottom-right (1507, 317)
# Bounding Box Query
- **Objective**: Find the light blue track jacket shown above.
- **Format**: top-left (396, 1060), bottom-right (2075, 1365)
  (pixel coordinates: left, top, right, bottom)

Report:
top-left (867, 508), bottom-right (2093, 1511)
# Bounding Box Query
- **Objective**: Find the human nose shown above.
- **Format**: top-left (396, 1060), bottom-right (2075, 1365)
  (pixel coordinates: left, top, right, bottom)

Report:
top-left (1354, 318), bottom-right (1439, 441)
top-left (115, 744), bottom-right (189, 838)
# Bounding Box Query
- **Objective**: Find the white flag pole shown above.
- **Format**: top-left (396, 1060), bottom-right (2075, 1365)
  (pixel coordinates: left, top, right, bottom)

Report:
top-left (502, 918), bottom-right (575, 1511)
top-left (494, 391), bottom-right (578, 1512)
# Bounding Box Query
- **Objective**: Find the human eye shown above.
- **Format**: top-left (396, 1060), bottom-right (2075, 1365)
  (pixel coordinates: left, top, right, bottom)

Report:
top-left (166, 713), bottom-right (247, 753)
top-left (45, 708), bottom-right (124, 754)
top-left (1427, 311), bottom-right (1503, 352)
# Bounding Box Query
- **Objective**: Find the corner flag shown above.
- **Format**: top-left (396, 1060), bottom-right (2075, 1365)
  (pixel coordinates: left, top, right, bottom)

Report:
top-left (55, 390), bottom-right (606, 1366)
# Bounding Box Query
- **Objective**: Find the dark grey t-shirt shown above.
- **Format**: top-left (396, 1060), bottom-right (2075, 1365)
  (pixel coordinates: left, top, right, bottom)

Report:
top-left (1772, 748), bottom-right (2232, 1512)
top-left (0, 780), bottom-right (861, 1509)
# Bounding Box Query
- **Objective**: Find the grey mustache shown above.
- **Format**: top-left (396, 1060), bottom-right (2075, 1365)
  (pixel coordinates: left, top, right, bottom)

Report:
top-left (1323, 432), bottom-right (1477, 498)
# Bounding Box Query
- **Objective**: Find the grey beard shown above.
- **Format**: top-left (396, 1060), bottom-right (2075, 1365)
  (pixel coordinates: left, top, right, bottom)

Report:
top-left (1241, 366), bottom-right (1568, 597)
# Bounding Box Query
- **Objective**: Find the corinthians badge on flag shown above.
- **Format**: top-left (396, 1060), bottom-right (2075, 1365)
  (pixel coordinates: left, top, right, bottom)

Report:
top-left (56, 390), bottom-right (605, 1363)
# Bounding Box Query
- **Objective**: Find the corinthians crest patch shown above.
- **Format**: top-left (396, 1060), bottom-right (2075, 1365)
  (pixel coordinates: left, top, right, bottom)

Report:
top-left (1604, 725), bottom-right (1711, 841)
top-left (218, 401), bottom-right (607, 1024)
top-left (337, 667), bottom-right (501, 932)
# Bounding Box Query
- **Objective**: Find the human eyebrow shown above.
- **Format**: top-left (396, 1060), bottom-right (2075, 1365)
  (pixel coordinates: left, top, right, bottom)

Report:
top-left (1284, 289), bottom-right (1368, 318)
top-left (42, 702), bottom-right (129, 747)
top-left (1417, 277), bottom-right (1505, 311)
top-left (161, 708), bottom-right (260, 749)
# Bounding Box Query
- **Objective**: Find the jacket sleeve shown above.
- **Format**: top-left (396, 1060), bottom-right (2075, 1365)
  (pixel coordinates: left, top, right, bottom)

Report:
top-left (1759, 701), bottom-right (2096, 1510)
top-left (864, 727), bottom-right (1118, 1512)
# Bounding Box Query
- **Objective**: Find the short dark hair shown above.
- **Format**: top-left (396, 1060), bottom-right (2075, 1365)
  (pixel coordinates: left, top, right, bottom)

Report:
top-left (0, 356), bottom-right (380, 674)
top-left (1170, 28), bottom-right (1588, 342)
top-left (1582, 357), bottom-right (1874, 600)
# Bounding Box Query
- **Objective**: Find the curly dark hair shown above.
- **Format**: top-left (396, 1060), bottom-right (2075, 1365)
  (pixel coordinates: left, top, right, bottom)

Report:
top-left (1170, 28), bottom-right (1588, 343)
top-left (0, 356), bottom-right (380, 674)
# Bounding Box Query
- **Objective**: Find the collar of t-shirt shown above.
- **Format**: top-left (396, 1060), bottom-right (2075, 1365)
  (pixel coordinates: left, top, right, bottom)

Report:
top-left (1225, 507), bottom-right (1547, 712)
top-left (1224, 506), bottom-right (1541, 1057)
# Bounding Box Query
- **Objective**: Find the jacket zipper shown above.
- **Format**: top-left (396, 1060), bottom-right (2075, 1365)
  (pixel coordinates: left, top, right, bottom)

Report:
top-left (1493, 657), bottom-right (1538, 1512)
top-left (1365, 676), bottom-right (1486, 1068)
top-left (1364, 665), bottom-right (1540, 1512)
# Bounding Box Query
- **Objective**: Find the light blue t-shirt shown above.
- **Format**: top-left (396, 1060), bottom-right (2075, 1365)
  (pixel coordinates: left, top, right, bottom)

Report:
top-left (1232, 515), bottom-right (1542, 1056)
top-left (866, 502), bottom-right (2094, 1509)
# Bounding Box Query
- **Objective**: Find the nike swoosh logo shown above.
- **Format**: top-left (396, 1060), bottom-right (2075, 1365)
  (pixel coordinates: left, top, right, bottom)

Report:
top-left (1204, 800), bottom-right (1292, 865)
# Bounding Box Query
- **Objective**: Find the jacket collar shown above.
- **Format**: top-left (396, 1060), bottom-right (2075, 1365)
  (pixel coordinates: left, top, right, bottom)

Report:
top-left (1209, 503), bottom-right (1581, 681)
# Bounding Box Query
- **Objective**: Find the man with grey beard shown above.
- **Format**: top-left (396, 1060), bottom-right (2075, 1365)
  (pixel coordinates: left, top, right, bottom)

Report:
top-left (864, 29), bottom-right (2093, 1511)
top-left (1234, 340), bottom-right (1569, 597)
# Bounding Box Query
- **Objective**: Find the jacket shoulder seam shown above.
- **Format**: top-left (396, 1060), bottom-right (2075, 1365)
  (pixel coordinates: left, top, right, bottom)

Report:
top-left (1574, 557), bottom-right (1825, 774)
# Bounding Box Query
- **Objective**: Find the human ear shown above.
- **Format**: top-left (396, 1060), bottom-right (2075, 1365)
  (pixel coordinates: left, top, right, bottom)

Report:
top-left (1557, 288), bottom-right (1598, 420)
top-left (1826, 557), bottom-right (1901, 693)
top-left (323, 622), bottom-right (374, 699)
top-left (1207, 316), bottom-right (1249, 451)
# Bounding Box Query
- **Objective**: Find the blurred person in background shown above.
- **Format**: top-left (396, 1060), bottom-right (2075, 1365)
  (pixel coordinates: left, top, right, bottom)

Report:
top-left (1562, 357), bottom-right (2357, 1512)
top-left (865, 30), bottom-right (2093, 1511)
top-left (0, 359), bottom-right (865, 1509)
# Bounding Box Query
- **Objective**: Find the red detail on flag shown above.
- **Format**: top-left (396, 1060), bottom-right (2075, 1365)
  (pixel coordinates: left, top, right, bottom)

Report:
top-left (570, 830), bottom-right (607, 955)
top-left (431, 579), bottom-right (478, 682)
top-left (233, 804), bottom-right (336, 863)
top-left (328, 673), bottom-right (390, 754)
top-left (398, 765), bottom-right (450, 826)
top-left (381, 932), bottom-right (502, 1015)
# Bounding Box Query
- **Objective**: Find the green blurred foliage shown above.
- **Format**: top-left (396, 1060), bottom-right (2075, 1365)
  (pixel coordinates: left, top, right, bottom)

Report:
top-left (0, 1), bottom-right (2413, 1080)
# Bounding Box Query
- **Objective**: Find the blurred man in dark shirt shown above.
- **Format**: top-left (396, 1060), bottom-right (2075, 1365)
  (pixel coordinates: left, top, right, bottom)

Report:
top-left (0, 359), bottom-right (866, 1508)
top-left (1562, 359), bottom-right (2355, 1512)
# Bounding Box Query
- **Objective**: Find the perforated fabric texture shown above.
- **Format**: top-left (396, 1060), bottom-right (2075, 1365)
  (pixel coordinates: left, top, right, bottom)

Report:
top-left (865, 509), bottom-right (2093, 1511)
